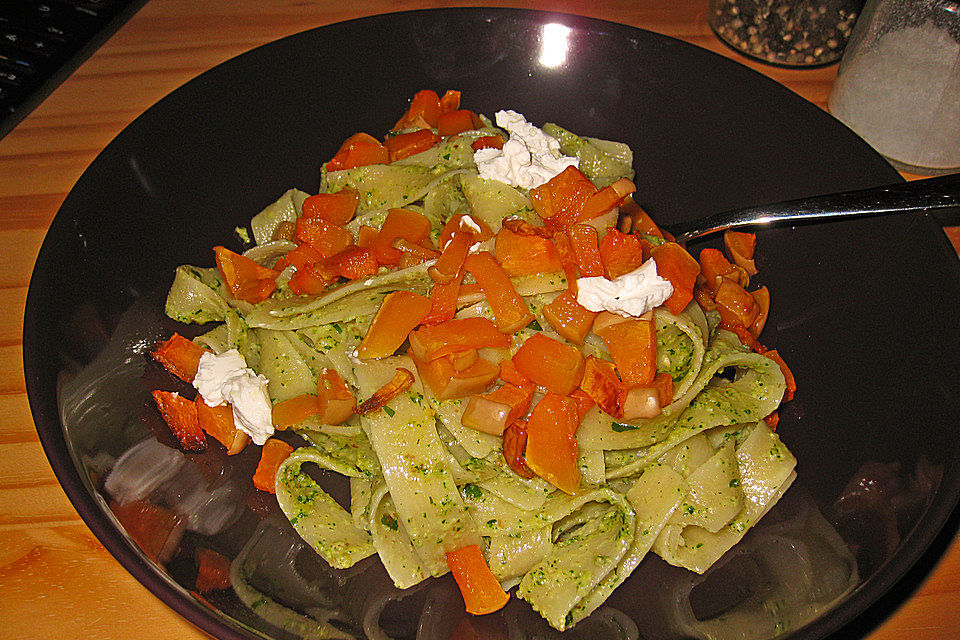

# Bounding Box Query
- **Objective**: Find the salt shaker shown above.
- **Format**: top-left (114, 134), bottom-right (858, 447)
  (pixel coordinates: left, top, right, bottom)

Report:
top-left (709, 0), bottom-right (863, 66)
top-left (828, 0), bottom-right (960, 174)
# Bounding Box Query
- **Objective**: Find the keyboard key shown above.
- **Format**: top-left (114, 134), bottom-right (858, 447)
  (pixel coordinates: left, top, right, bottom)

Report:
top-left (41, 24), bottom-right (73, 43)
top-left (0, 69), bottom-right (24, 85)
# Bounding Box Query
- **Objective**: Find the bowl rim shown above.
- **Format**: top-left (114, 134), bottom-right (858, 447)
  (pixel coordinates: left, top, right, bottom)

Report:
top-left (22, 7), bottom-right (960, 640)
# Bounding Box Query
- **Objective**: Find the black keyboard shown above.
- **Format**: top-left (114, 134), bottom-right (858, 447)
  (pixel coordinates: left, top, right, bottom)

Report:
top-left (0, 0), bottom-right (147, 139)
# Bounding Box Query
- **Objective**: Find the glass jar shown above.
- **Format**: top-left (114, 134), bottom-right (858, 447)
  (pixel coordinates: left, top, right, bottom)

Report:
top-left (709, 0), bottom-right (864, 66)
top-left (828, 0), bottom-right (960, 174)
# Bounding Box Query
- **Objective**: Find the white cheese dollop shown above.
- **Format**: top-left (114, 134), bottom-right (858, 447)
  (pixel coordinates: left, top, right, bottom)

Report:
top-left (576, 259), bottom-right (674, 318)
top-left (193, 349), bottom-right (274, 445)
top-left (474, 110), bottom-right (579, 189)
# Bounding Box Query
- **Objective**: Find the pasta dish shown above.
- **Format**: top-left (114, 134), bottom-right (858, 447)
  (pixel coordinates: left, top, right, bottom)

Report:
top-left (146, 90), bottom-right (797, 633)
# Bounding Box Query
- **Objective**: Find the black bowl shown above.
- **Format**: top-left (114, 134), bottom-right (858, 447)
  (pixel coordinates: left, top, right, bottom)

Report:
top-left (23, 8), bottom-right (960, 640)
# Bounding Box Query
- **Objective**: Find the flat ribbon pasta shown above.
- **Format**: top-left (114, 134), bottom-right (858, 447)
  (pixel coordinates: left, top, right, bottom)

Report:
top-left (159, 119), bottom-right (798, 636)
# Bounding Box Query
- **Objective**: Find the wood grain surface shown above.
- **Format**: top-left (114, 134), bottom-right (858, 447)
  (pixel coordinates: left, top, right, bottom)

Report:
top-left (1, 2), bottom-right (957, 639)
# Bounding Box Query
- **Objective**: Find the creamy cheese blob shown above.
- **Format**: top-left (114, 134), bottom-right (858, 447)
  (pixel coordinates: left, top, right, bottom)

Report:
top-left (193, 349), bottom-right (274, 445)
top-left (577, 259), bottom-right (674, 318)
top-left (474, 110), bottom-right (579, 189)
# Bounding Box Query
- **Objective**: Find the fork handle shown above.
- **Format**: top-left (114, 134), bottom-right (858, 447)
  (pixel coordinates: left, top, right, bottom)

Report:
top-left (668, 172), bottom-right (960, 244)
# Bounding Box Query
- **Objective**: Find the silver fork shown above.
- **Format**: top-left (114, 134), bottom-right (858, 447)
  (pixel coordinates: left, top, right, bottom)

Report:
top-left (666, 172), bottom-right (960, 244)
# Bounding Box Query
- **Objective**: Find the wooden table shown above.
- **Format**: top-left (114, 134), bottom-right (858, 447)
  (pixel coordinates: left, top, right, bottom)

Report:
top-left (1, 2), bottom-right (957, 639)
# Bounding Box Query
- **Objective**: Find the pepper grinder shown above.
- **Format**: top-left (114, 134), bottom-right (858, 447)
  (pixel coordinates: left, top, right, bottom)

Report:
top-left (828, 0), bottom-right (960, 174)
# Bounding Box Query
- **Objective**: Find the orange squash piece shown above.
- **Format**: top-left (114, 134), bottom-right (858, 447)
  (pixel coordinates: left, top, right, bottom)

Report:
top-left (498, 360), bottom-right (530, 386)
top-left (500, 217), bottom-right (554, 238)
top-left (493, 227), bottom-right (563, 277)
top-left (412, 354), bottom-right (457, 398)
top-left (329, 245), bottom-right (379, 280)
top-left (287, 262), bottom-right (339, 295)
top-left (439, 357), bottom-right (500, 400)
top-left (271, 394), bottom-right (320, 430)
top-left (430, 231), bottom-right (473, 284)
top-left (357, 290), bottom-right (432, 359)
top-left (714, 278), bottom-right (760, 328)
top-left (579, 356), bottom-right (625, 418)
top-left (551, 229), bottom-right (580, 289)
top-left (284, 241), bottom-right (324, 267)
top-left (423, 267), bottom-right (465, 325)
top-left (301, 188), bottom-right (360, 225)
top-left (597, 228), bottom-right (644, 279)
top-left (529, 166), bottom-right (597, 227)
top-left (722, 320), bottom-right (766, 354)
top-left (317, 368), bottom-right (356, 424)
top-left (566, 224), bottom-right (605, 278)
top-left (461, 395), bottom-right (513, 436)
top-left (408, 317), bottom-right (509, 361)
top-left (437, 109), bottom-right (482, 136)
top-left (464, 379), bottom-right (534, 435)
top-left (397, 246), bottom-right (435, 269)
top-left (412, 355), bottom-right (498, 400)
top-left (591, 310), bottom-right (630, 335)
top-left (446, 544), bottom-right (510, 615)
top-left (214, 246), bottom-right (278, 304)
top-left (596, 317), bottom-right (657, 388)
top-left (385, 128), bottom-right (442, 162)
top-left (393, 89), bottom-right (442, 131)
top-left (449, 349), bottom-right (479, 372)
top-left (356, 225), bottom-right (379, 248)
top-left (295, 218), bottom-right (353, 260)
top-left (541, 290), bottom-right (598, 345)
top-left (749, 286), bottom-right (770, 337)
top-left (699, 247), bottom-right (744, 294)
top-left (693, 282), bottom-right (718, 312)
top-left (357, 368), bottom-right (415, 414)
top-left (764, 411), bottom-right (780, 429)
top-left (370, 208), bottom-right (432, 266)
top-left (439, 213), bottom-right (494, 246)
top-left (764, 350), bottom-right (796, 402)
top-left (503, 419), bottom-right (535, 478)
top-left (652, 371), bottom-right (674, 407)
top-left (151, 334), bottom-right (209, 382)
top-left (326, 132), bottom-right (390, 171)
top-left (724, 230), bottom-right (758, 276)
top-left (486, 381), bottom-right (535, 423)
top-left (253, 438), bottom-right (295, 494)
top-left (570, 388), bottom-right (596, 422)
top-left (463, 251), bottom-right (534, 334)
top-left (578, 178), bottom-right (636, 222)
top-left (196, 397), bottom-right (249, 454)
top-left (512, 332), bottom-right (584, 395)
top-left (439, 89), bottom-right (461, 113)
top-left (153, 390), bottom-right (205, 451)
top-left (650, 242), bottom-right (701, 316)
top-left (619, 386), bottom-right (662, 420)
top-left (471, 135), bottom-right (505, 151)
top-left (524, 393), bottom-right (581, 494)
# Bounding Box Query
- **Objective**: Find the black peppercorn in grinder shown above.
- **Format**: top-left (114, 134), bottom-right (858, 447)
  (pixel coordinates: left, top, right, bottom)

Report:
top-left (709, 0), bottom-right (866, 67)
